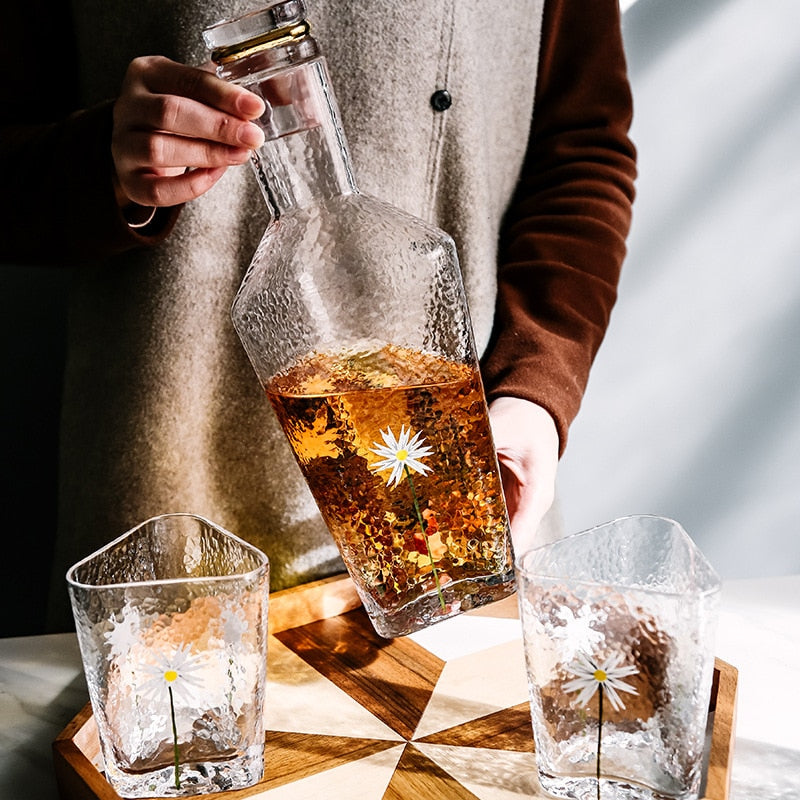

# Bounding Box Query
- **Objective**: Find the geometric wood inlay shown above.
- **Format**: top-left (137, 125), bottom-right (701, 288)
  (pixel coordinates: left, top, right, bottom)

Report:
top-left (276, 607), bottom-right (445, 739)
top-left (382, 743), bottom-right (481, 800)
top-left (261, 731), bottom-right (400, 791)
top-left (416, 702), bottom-right (535, 752)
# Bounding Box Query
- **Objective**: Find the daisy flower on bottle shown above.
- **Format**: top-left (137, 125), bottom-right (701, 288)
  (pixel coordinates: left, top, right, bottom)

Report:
top-left (370, 424), bottom-right (434, 488)
top-left (370, 424), bottom-right (445, 609)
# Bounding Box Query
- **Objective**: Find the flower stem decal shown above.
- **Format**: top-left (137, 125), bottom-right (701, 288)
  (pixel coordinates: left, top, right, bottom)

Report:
top-left (168, 684), bottom-right (180, 788)
top-left (370, 425), bottom-right (445, 609)
top-left (563, 653), bottom-right (639, 800)
top-left (140, 645), bottom-right (205, 789)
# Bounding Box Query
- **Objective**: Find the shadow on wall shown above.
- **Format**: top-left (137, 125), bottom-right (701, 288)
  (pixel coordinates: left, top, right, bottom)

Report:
top-left (558, 0), bottom-right (800, 578)
top-left (0, 266), bottom-right (69, 636)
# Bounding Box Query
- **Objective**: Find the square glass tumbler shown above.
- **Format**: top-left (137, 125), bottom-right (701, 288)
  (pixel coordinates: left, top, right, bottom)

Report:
top-left (67, 513), bottom-right (270, 798)
top-left (516, 515), bottom-right (721, 800)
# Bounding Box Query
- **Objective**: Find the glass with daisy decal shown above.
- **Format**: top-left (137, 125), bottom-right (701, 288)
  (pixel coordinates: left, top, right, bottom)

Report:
top-left (516, 515), bottom-right (721, 800)
top-left (203, 3), bottom-right (514, 637)
top-left (66, 513), bottom-right (270, 798)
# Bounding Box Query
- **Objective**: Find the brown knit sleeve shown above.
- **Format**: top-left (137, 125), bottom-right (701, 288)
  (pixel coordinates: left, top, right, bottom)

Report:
top-left (481, 0), bottom-right (637, 456)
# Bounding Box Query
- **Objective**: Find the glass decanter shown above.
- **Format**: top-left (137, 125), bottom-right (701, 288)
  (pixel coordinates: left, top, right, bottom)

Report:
top-left (203, 1), bottom-right (514, 637)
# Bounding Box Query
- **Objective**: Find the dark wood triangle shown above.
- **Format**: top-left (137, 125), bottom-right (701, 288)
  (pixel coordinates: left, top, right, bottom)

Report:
top-left (382, 743), bottom-right (480, 799)
top-left (415, 701), bottom-right (535, 752)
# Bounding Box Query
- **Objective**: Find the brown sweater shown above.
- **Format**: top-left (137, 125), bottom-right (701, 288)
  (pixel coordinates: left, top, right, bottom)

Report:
top-left (0, 0), bottom-right (635, 628)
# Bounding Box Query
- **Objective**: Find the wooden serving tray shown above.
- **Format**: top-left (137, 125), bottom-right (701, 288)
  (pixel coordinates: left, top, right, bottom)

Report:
top-left (53, 574), bottom-right (737, 800)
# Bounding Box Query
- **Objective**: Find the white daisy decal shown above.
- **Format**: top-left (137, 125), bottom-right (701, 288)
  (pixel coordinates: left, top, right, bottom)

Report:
top-left (554, 606), bottom-right (604, 653)
top-left (370, 425), bottom-right (434, 488)
top-left (369, 423), bottom-right (445, 609)
top-left (221, 605), bottom-right (250, 642)
top-left (138, 644), bottom-right (205, 708)
top-left (563, 652), bottom-right (639, 712)
top-left (137, 644), bottom-right (206, 789)
top-left (103, 603), bottom-right (142, 660)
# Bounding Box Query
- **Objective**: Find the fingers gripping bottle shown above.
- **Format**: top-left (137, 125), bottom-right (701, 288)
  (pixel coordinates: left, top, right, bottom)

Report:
top-left (203, 1), bottom-right (514, 637)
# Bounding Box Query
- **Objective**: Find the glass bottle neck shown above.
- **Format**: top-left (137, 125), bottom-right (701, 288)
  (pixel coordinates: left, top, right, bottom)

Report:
top-left (220, 51), bottom-right (357, 219)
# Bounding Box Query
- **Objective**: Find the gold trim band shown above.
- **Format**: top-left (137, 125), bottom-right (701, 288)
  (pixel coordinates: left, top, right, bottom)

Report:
top-left (211, 21), bottom-right (310, 64)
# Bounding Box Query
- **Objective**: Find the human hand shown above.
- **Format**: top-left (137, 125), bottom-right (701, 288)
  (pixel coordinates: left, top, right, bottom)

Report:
top-left (111, 55), bottom-right (266, 209)
top-left (488, 396), bottom-right (560, 556)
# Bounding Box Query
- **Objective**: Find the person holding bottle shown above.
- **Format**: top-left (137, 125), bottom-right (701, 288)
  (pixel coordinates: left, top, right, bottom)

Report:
top-left (0, 0), bottom-right (636, 632)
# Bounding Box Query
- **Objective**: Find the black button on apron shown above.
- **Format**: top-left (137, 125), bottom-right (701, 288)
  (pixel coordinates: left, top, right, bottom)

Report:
top-left (430, 89), bottom-right (452, 112)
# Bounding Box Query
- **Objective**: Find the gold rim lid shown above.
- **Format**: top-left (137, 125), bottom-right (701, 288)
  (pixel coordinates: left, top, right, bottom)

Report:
top-left (203, 1), bottom-right (309, 63)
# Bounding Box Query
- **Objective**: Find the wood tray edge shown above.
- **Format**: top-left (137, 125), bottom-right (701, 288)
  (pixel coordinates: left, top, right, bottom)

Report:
top-left (702, 657), bottom-right (739, 800)
top-left (268, 573), bottom-right (360, 634)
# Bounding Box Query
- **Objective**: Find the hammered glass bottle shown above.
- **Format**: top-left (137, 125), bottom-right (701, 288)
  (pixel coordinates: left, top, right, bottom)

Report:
top-left (204, 2), bottom-right (514, 637)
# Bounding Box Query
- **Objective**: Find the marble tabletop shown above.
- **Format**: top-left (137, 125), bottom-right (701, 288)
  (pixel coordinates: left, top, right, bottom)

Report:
top-left (2, 575), bottom-right (799, 800)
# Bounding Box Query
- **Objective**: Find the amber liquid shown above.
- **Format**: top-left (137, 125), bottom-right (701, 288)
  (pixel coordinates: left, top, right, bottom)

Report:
top-left (267, 345), bottom-right (513, 634)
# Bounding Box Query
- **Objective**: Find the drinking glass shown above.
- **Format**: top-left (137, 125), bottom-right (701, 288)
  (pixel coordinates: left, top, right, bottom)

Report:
top-left (516, 515), bottom-right (721, 800)
top-left (67, 513), bottom-right (270, 798)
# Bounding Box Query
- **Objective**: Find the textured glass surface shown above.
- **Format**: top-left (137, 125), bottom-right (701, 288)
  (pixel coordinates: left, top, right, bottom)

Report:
top-left (517, 516), bottom-right (721, 800)
top-left (67, 514), bottom-right (269, 797)
top-left (233, 192), bottom-right (476, 379)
